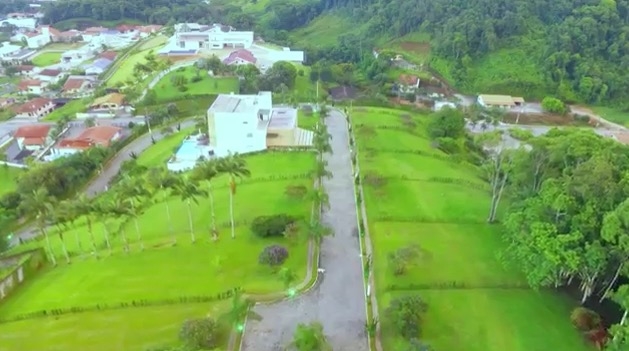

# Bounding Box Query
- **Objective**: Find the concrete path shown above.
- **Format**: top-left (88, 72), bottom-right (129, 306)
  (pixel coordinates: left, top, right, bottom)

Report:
top-left (11, 119), bottom-right (197, 245)
top-left (241, 109), bottom-right (368, 351)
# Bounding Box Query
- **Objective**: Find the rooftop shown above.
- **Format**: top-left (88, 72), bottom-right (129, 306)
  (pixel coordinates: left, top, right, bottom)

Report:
top-left (91, 93), bottom-right (124, 107)
top-left (223, 49), bottom-right (256, 65)
top-left (58, 125), bottom-right (121, 149)
top-left (268, 108), bottom-right (297, 129)
top-left (62, 77), bottom-right (89, 91)
top-left (479, 94), bottom-right (525, 106)
top-left (39, 68), bottom-right (62, 77)
top-left (208, 92), bottom-right (271, 113)
top-left (14, 124), bottom-right (51, 138)
top-left (14, 98), bottom-right (52, 114)
top-left (99, 50), bottom-right (117, 61)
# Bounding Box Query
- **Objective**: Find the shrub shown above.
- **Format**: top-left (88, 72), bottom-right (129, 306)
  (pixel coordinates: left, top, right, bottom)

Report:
top-left (570, 307), bottom-right (601, 332)
top-left (388, 245), bottom-right (421, 276)
top-left (191, 75), bottom-right (203, 83)
top-left (259, 245), bottom-right (289, 266)
top-left (541, 96), bottom-right (567, 114)
top-left (177, 85), bottom-right (188, 92)
top-left (251, 214), bottom-right (298, 238)
top-left (385, 295), bottom-right (428, 339)
top-left (284, 185), bottom-right (308, 199)
top-left (433, 137), bottom-right (460, 154)
top-left (179, 318), bottom-right (219, 350)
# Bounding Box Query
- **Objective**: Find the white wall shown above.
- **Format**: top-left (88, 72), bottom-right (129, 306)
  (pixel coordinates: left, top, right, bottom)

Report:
top-left (1, 18), bottom-right (37, 29)
top-left (213, 111), bottom-right (266, 155)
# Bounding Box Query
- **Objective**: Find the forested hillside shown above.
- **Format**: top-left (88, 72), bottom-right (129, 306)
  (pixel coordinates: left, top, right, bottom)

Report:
top-left (40, 0), bottom-right (212, 26)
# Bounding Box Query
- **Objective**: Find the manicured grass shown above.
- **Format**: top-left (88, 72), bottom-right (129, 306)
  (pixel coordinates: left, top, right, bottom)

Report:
top-left (31, 52), bottom-right (62, 67)
top-left (590, 106), bottom-right (629, 126)
top-left (0, 302), bottom-right (229, 351)
top-left (2, 152), bottom-right (315, 312)
top-left (43, 99), bottom-right (88, 121)
top-left (136, 127), bottom-right (195, 167)
top-left (352, 107), bottom-right (591, 351)
top-left (298, 109), bottom-right (318, 131)
top-left (0, 166), bottom-right (22, 196)
top-left (107, 48), bottom-right (159, 87)
top-left (44, 43), bottom-right (83, 51)
top-left (138, 34), bottom-right (168, 51)
top-left (153, 66), bottom-right (239, 102)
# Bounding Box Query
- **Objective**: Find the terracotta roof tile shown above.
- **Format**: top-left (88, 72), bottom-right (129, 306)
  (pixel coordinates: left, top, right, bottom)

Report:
top-left (99, 51), bottom-right (117, 61)
top-left (14, 124), bottom-right (51, 138)
top-left (14, 98), bottom-right (53, 114)
top-left (58, 126), bottom-right (121, 149)
top-left (39, 69), bottom-right (62, 77)
top-left (223, 49), bottom-right (256, 65)
top-left (62, 78), bottom-right (87, 92)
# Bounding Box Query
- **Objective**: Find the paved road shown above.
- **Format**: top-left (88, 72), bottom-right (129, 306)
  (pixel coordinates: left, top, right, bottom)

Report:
top-left (11, 118), bottom-right (197, 245)
top-left (241, 109), bottom-right (368, 351)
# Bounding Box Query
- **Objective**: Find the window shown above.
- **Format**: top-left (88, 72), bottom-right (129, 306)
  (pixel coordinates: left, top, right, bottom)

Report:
top-left (246, 133), bottom-right (253, 138)
top-left (243, 121), bottom-right (248, 124)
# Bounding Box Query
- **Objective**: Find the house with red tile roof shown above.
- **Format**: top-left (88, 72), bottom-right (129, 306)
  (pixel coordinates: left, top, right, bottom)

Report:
top-left (116, 24), bottom-right (136, 33)
top-left (397, 74), bottom-right (420, 93)
top-left (17, 79), bottom-right (47, 94)
top-left (99, 51), bottom-right (118, 61)
top-left (13, 98), bottom-right (55, 119)
top-left (53, 126), bottom-right (122, 156)
top-left (223, 49), bottom-right (257, 66)
top-left (15, 65), bottom-right (38, 76)
top-left (56, 30), bottom-right (82, 42)
top-left (137, 25), bottom-right (162, 38)
top-left (13, 124), bottom-right (52, 150)
top-left (61, 76), bottom-right (95, 95)
top-left (37, 68), bottom-right (65, 83)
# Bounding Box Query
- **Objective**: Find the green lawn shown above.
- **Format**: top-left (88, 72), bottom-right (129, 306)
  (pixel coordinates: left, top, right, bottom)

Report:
top-left (31, 52), bottom-right (62, 67)
top-left (153, 66), bottom-right (239, 102)
top-left (0, 166), bottom-right (22, 196)
top-left (137, 127), bottom-right (195, 167)
top-left (289, 13), bottom-right (366, 48)
top-left (44, 43), bottom-right (83, 51)
top-left (107, 47), bottom-right (159, 87)
top-left (138, 34), bottom-right (168, 51)
top-left (352, 107), bottom-right (591, 351)
top-left (297, 109), bottom-right (318, 131)
top-left (590, 106), bottom-right (629, 126)
top-left (44, 99), bottom-right (88, 121)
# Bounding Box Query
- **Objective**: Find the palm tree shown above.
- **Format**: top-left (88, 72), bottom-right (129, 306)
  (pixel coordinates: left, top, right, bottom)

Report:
top-left (118, 176), bottom-right (151, 250)
top-left (302, 220), bottom-right (333, 245)
top-left (73, 194), bottom-right (98, 256)
top-left (51, 200), bottom-right (73, 264)
top-left (217, 154), bottom-right (251, 239)
top-left (308, 187), bottom-right (330, 222)
top-left (311, 159), bottom-right (332, 183)
top-left (172, 179), bottom-right (207, 243)
top-left (191, 160), bottom-right (221, 241)
top-left (94, 198), bottom-right (114, 255)
top-left (313, 127), bottom-right (332, 162)
top-left (110, 196), bottom-right (134, 253)
top-left (147, 167), bottom-right (179, 244)
top-left (220, 290), bottom-right (262, 333)
top-left (21, 188), bottom-right (57, 266)
top-left (289, 322), bottom-right (332, 351)
top-left (279, 267), bottom-right (298, 294)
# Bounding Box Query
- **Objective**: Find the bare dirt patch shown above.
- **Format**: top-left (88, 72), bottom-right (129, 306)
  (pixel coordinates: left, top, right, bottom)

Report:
top-left (399, 41), bottom-right (431, 54)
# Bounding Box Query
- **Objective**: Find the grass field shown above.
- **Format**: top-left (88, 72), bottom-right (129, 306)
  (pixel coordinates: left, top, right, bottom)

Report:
top-left (153, 66), bottom-right (239, 102)
top-left (0, 167), bottom-right (22, 196)
top-left (590, 106), bottom-right (629, 126)
top-left (352, 107), bottom-right (591, 351)
top-left (31, 52), bottom-right (62, 67)
top-left (106, 35), bottom-right (168, 87)
top-left (43, 99), bottom-right (88, 121)
top-left (44, 43), bottom-right (83, 51)
top-left (289, 13), bottom-right (366, 48)
top-left (0, 151), bottom-right (315, 350)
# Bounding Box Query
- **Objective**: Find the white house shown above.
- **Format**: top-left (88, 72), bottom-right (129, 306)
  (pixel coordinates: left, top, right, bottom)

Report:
top-left (17, 79), bottom-right (48, 94)
top-left (173, 23), bottom-right (254, 51)
top-left (13, 97), bottom-right (55, 119)
top-left (0, 16), bottom-right (37, 29)
top-left (0, 42), bottom-right (22, 59)
top-left (52, 125), bottom-right (122, 157)
top-left (477, 94), bottom-right (525, 109)
top-left (37, 69), bottom-right (65, 83)
top-left (267, 48), bottom-right (305, 63)
top-left (19, 26), bottom-right (51, 48)
top-left (0, 45), bottom-right (36, 64)
top-left (13, 124), bottom-right (52, 151)
top-left (207, 92), bottom-right (313, 157)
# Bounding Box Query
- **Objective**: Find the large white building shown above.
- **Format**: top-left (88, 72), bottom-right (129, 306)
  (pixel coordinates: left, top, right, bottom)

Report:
top-left (0, 15), bottom-right (37, 29)
top-left (206, 92), bottom-right (313, 157)
top-left (167, 23), bottom-right (254, 53)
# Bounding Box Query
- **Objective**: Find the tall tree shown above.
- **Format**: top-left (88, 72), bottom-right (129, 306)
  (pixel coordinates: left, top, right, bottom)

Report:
top-left (118, 176), bottom-right (151, 250)
top-left (51, 200), bottom-right (74, 264)
top-left (147, 167), bottom-right (179, 244)
top-left (220, 290), bottom-right (262, 333)
top-left (173, 179), bottom-right (207, 243)
top-left (217, 154), bottom-right (251, 239)
top-left (21, 188), bottom-right (57, 266)
top-left (73, 194), bottom-right (98, 256)
top-left (191, 160), bottom-right (221, 241)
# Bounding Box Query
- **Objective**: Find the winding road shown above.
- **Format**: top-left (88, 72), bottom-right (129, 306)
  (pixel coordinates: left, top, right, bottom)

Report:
top-left (240, 109), bottom-right (369, 350)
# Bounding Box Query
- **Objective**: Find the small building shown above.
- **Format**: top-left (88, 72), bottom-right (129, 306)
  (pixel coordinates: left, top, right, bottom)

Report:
top-left (37, 69), bottom-right (65, 83)
top-left (0, 42), bottom-right (23, 59)
top-left (0, 16), bottom-right (37, 29)
top-left (13, 97), bottom-right (55, 119)
top-left (397, 74), bottom-right (420, 93)
top-left (13, 124), bottom-right (52, 151)
top-left (433, 101), bottom-right (457, 111)
top-left (477, 94), bottom-right (525, 109)
top-left (116, 25), bottom-right (135, 34)
top-left (81, 26), bottom-right (106, 41)
top-left (17, 79), bottom-right (47, 94)
top-left (62, 76), bottom-right (95, 95)
top-left (266, 48), bottom-right (305, 63)
top-left (15, 65), bottom-right (38, 76)
top-left (137, 25), bottom-right (162, 38)
top-left (85, 58), bottom-right (113, 75)
top-left (89, 93), bottom-right (125, 110)
top-left (173, 23), bottom-right (254, 50)
top-left (223, 49), bottom-right (257, 66)
top-left (0, 98), bottom-right (15, 108)
top-left (61, 49), bottom-right (88, 64)
top-left (53, 125), bottom-right (121, 156)
top-left (56, 30), bottom-right (82, 42)
top-left (99, 50), bottom-right (117, 61)
top-left (23, 26), bottom-right (52, 48)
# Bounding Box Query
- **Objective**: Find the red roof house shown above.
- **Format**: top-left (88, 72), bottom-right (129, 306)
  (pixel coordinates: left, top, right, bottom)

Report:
top-left (99, 51), bottom-right (118, 61)
top-left (13, 98), bottom-right (55, 119)
top-left (13, 124), bottom-right (52, 150)
top-left (223, 49), bottom-right (257, 66)
top-left (56, 126), bottom-right (122, 153)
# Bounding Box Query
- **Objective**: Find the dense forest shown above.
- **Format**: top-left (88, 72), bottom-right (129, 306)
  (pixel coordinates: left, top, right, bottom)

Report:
top-left (39, 0), bottom-right (213, 26)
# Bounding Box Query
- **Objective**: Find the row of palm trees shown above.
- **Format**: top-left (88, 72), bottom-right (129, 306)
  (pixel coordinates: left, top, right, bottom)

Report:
top-left (21, 154), bottom-right (250, 265)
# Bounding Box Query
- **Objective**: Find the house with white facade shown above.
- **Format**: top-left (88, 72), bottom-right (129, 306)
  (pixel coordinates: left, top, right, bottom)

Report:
top-left (17, 79), bottom-right (48, 94)
top-left (477, 94), bottom-right (525, 109)
top-left (37, 69), bottom-right (65, 83)
top-left (206, 92), bottom-right (313, 157)
top-left (52, 125), bottom-right (121, 157)
top-left (0, 14), bottom-right (37, 29)
top-left (223, 49), bottom-right (257, 66)
top-left (0, 42), bottom-right (22, 59)
top-left (61, 75), bottom-right (96, 96)
top-left (14, 26), bottom-right (52, 48)
top-left (13, 124), bottom-right (52, 151)
top-left (13, 97), bottom-right (55, 119)
top-left (162, 23), bottom-right (254, 55)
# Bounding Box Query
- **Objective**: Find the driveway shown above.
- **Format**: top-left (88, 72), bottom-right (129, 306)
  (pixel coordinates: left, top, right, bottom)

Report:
top-left (241, 109), bottom-right (368, 351)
